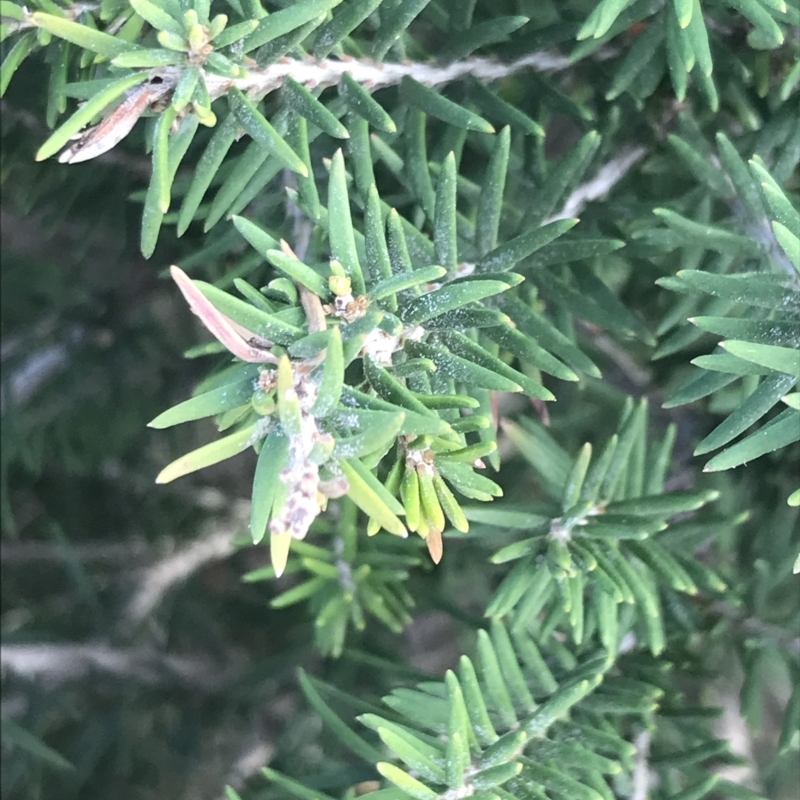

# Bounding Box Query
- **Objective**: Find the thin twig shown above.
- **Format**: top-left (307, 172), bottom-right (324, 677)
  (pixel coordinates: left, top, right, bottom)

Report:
top-left (631, 729), bottom-right (652, 800)
top-left (198, 51), bottom-right (574, 104)
top-left (0, 643), bottom-right (239, 691)
top-left (0, 539), bottom-right (149, 565)
top-left (545, 146), bottom-right (649, 222)
top-left (123, 500), bottom-right (249, 627)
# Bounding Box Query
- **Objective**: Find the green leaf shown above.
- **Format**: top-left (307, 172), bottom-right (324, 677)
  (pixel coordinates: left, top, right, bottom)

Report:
top-left (715, 132), bottom-right (765, 221)
top-left (696, 374), bottom-right (796, 454)
top-left (251, 426), bottom-right (289, 544)
top-left (433, 152), bottom-right (458, 271)
top-left (750, 158), bottom-right (800, 231)
top-left (229, 87), bottom-right (308, 176)
top-left (35, 71), bottom-right (149, 162)
top-left (141, 114), bottom-right (198, 257)
top-left (477, 628), bottom-right (517, 728)
top-left (129, 0), bottom-right (183, 35)
top-left (669, 270), bottom-right (798, 309)
top-left (338, 71), bottom-right (396, 132)
top-left (772, 221), bottom-right (800, 272)
top-left (370, 0), bottom-right (433, 60)
top-left (605, 23), bottom-right (664, 100)
top-left (491, 619), bottom-right (535, 711)
top-left (233, 215), bottom-right (280, 256)
top-left (298, 669), bottom-right (384, 762)
top-left (501, 418), bottom-right (570, 501)
top-left (156, 423), bottom-right (262, 483)
top-left (604, 489), bottom-right (719, 517)
top-left (467, 506), bottom-right (548, 530)
top-left (242, 0), bottom-right (343, 53)
top-left (276, 355), bottom-right (303, 436)
top-left (261, 766), bottom-right (338, 800)
top-left (484, 323), bottom-right (577, 384)
top-left (334, 412), bottom-right (405, 459)
top-left (436, 459), bottom-right (502, 500)
top-left (689, 316), bottom-right (800, 347)
top-left (611, 554), bottom-right (665, 654)
top-left (524, 676), bottom-right (603, 737)
top-left (152, 105), bottom-right (174, 213)
top-left (407, 340), bottom-right (522, 392)
top-left (666, 7), bottom-right (692, 99)
top-left (0, 2), bottom-right (26, 21)
top-left (1, 719), bottom-right (74, 772)
top-left (720, 340), bottom-right (800, 378)
top-left (704, 408), bottom-right (800, 471)
top-left (578, 0), bottom-right (641, 39)
top-left (283, 76), bottom-right (349, 139)
top-left (328, 149), bottom-right (366, 294)
top-left (440, 330), bottom-right (552, 398)
top-left (727, 0), bottom-right (784, 48)
top-left (685, 0), bottom-right (712, 75)
top-left (340, 458), bottom-right (407, 536)
top-left (441, 16), bottom-right (529, 61)
top-left (628, 540), bottom-right (697, 594)
top-left (404, 110), bottom-right (436, 218)
top-left (667, 134), bottom-right (731, 195)
top-left (370, 266), bottom-right (446, 300)
top-left (693, 351), bottom-right (778, 376)
top-left (664, 367), bottom-right (738, 407)
top-left (266, 250), bottom-right (330, 298)
top-left (177, 114), bottom-right (239, 235)
top-left (376, 762), bottom-right (437, 800)
top-left (523, 131), bottom-right (601, 227)
top-left (475, 126), bottom-right (511, 256)
top-left (170, 65), bottom-right (200, 112)
top-left (654, 209), bottom-right (761, 256)
top-left (310, 327), bottom-right (344, 417)
top-left (195, 280), bottom-right (304, 344)
top-left (400, 76), bottom-right (494, 133)
top-left (30, 12), bottom-right (140, 57)
top-left (377, 728), bottom-right (447, 784)
top-left (537, 269), bottom-right (652, 343)
top-left (402, 280), bottom-right (510, 324)
top-left (0, 30), bottom-right (35, 97)
top-left (313, 0), bottom-right (383, 57)
top-left (501, 295), bottom-right (600, 378)
top-left (148, 375), bottom-right (258, 428)
top-left (524, 237), bottom-right (626, 270)
top-left (212, 19), bottom-right (260, 48)
top-left (467, 77), bottom-right (544, 137)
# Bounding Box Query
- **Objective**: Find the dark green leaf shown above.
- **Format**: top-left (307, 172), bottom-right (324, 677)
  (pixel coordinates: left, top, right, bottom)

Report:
top-left (229, 87), bottom-right (308, 176)
top-left (400, 76), bottom-right (494, 133)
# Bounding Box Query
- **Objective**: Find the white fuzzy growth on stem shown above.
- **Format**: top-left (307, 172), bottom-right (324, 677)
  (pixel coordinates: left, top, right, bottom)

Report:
top-left (192, 51), bottom-right (572, 102)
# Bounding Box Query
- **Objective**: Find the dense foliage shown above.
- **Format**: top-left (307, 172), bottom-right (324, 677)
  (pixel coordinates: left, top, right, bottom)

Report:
top-left (1, 1), bottom-right (798, 799)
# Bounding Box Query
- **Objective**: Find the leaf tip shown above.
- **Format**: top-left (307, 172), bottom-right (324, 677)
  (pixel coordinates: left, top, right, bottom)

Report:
top-left (270, 531), bottom-right (293, 577)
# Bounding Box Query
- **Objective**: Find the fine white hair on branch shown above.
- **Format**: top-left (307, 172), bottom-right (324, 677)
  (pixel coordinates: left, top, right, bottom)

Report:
top-left (190, 51), bottom-right (574, 102)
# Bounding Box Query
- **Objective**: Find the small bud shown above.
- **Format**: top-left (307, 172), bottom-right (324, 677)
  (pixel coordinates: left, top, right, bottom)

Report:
top-left (208, 13), bottom-right (228, 39)
top-left (188, 23), bottom-right (209, 53)
top-left (158, 30), bottom-right (189, 51)
top-left (328, 274), bottom-right (352, 297)
top-left (251, 389), bottom-right (275, 416)
top-left (194, 106), bottom-right (217, 127)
